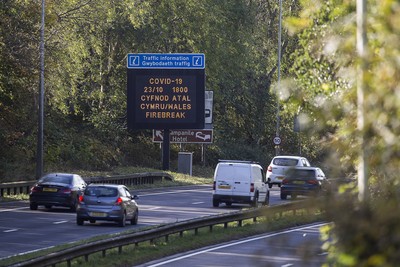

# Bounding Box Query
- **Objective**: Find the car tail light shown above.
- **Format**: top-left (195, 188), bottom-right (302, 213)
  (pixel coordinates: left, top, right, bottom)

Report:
top-left (115, 197), bottom-right (123, 205)
top-left (213, 181), bottom-right (216, 190)
top-left (267, 165), bottom-right (272, 172)
top-left (79, 195), bottom-right (84, 203)
top-left (30, 186), bottom-right (41, 193)
top-left (282, 178), bottom-right (289, 184)
top-left (307, 180), bottom-right (319, 185)
top-left (250, 183), bottom-right (255, 192)
top-left (59, 188), bottom-right (72, 194)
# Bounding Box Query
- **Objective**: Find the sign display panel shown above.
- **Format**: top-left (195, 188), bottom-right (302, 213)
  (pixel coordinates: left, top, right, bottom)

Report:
top-left (127, 68), bottom-right (205, 129)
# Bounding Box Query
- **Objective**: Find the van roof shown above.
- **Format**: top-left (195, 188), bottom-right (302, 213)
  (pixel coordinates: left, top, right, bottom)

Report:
top-left (218, 159), bottom-right (260, 164)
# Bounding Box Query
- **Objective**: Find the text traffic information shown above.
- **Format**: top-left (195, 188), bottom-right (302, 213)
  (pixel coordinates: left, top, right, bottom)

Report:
top-left (135, 75), bottom-right (196, 122)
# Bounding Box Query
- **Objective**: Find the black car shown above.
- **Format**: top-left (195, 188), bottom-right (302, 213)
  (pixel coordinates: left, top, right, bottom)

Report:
top-left (280, 167), bottom-right (328, 200)
top-left (29, 173), bottom-right (87, 211)
top-left (76, 184), bottom-right (139, 227)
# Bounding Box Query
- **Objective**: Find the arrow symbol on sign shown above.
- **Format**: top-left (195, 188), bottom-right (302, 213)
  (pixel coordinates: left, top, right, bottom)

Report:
top-left (155, 130), bottom-right (163, 140)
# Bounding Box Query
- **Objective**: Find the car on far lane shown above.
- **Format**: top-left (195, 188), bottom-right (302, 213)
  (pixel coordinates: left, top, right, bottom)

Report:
top-left (280, 167), bottom-right (328, 200)
top-left (29, 173), bottom-right (87, 211)
top-left (266, 156), bottom-right (311, 188)
top-left (76, 184), bottom-right (139, 227)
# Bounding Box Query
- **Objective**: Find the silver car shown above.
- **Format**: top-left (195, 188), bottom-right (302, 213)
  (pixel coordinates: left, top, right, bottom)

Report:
top-left (266, 156), bottom-right (311, 188)
top-left (76, 184), bottom-right (139, 227)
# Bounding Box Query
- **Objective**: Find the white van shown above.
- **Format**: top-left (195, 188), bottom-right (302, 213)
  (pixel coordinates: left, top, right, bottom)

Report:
top-left (212, 160), bottom-right (269, 207)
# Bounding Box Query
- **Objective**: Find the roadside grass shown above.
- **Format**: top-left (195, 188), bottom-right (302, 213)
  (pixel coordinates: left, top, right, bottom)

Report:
top-left (0, 208), bottom-right (324, 267)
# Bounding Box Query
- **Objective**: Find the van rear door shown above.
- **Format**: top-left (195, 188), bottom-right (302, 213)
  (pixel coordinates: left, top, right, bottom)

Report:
top-left (215, 163), bottom-right (251, 196)
top-left (231, 165), bottom-right (251, 197)
top-left (214, 164), bottom-right (234, 196)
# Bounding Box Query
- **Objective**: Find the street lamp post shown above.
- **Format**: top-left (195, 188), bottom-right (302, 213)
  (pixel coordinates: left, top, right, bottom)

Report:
top-left (36, 0), bottom-right (45, 179)
top-left (276, 0), bottom-right (283, 156)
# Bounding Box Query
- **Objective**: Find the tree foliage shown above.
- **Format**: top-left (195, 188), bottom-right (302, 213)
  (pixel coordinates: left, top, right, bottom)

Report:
top-left (1, 0), bottom-right (309, 180)
top-left (287, 0), bottom-right (400, 265)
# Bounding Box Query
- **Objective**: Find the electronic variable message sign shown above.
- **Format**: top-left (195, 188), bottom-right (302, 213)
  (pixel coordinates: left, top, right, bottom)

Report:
top-left (127, 53), bottom-right (205, 130)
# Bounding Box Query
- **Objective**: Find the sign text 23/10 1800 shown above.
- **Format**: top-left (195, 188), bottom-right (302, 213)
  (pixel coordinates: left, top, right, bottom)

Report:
top-left (135, 75), bottom-right (196, 122)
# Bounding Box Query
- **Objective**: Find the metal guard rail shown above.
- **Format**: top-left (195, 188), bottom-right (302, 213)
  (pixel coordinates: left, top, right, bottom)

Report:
top-left (10, 201), bottom-right (319, 267)
top-left (0, 172), bottom-right (173, 197)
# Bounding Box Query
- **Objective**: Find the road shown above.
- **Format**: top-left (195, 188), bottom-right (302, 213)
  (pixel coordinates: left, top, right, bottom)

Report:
top-left (0, 185), bottom-right (286, 260)
top-left (138, 222), bottom-right (328, 267)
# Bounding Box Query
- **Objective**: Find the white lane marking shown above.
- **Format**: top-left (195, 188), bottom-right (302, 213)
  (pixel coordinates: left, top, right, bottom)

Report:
top-left (138, 188), bottom-right (211, 197)
top-left (192, 202), bottom-right (204, 205)
top-left (53, 220), bottom-right (68, 225)
top-left (146, 222), bottom-right (329, 267)
top-left (146, 207), bottom-right (161, 210)
top-left (282, 264), bottom-right (294, 267)
top-left (3, 229), bottom-right (18, 233)
top-left (0, 207), bottom-right (27, 213)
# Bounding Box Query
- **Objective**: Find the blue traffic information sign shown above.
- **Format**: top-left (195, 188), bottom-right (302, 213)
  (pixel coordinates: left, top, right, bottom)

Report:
top-left (127, 53), bottom-right (205, 69)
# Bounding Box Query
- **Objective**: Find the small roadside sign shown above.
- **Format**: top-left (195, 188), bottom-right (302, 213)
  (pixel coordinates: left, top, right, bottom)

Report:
top-left (153, 129), bottom-right (213, 144)
top-left (273, 136), bottom-right (281, 145)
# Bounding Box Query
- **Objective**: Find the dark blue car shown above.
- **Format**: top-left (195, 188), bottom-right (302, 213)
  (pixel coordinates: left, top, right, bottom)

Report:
top-left (29, 173), bottom-right (87, 211)
top-left (280, 167), bottom-right (328, 200)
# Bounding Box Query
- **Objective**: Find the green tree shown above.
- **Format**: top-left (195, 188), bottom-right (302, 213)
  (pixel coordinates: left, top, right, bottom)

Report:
top-left (287, 0), bottom-right (400, 265)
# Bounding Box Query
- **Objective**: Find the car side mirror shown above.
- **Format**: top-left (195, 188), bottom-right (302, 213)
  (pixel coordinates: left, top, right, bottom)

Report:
top-left (132, 195), bottom-right (139, 200)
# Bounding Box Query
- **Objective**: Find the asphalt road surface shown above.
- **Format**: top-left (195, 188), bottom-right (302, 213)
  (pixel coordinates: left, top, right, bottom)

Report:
top-left (0, 185), bottom-right (286, 259)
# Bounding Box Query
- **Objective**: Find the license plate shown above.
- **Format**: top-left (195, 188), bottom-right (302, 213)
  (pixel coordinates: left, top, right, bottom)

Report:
top-left (43, 187), bottom-right (58, 192)
top-left (218, 185), bottom-right (231, 189)
top-left (90, 212), bottom-right (106, 217)
top-left (293, 181), bottom-right (305, 184)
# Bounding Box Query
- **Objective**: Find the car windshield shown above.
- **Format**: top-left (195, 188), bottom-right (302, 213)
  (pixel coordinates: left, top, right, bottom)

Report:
top-left (39, 175), bottom-right (72, 185)
top-left (85, 187), bottom-right (118, 197)
top-left (273, 158), bottom-right (299, 166)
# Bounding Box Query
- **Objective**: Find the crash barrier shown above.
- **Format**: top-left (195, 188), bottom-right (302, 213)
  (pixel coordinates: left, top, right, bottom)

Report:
top-left (0, 172), bottom-right (173, 197)
top-left (9, 201), bottom-right (320, 267)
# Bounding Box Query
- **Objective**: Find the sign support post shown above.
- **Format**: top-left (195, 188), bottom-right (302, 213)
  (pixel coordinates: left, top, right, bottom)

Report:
top-left (162, 129), bottom-right (170, 170)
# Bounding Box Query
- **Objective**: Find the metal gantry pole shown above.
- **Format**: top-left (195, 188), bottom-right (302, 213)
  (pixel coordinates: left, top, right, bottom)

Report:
top-left (36, 0), bottom-right (45, 179)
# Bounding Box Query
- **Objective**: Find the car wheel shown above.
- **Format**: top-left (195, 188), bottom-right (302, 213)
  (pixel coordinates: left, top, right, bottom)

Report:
top-left (45, 205), bottom-right (52, 209)
top-left (118, 212), bottom-right (126, 227)
top-left (268, 183), bottom-right (273, 189)
top-left (280, 193), bottom-right (287, 200)
top-left (30, 202), bottom-right (38, 210)
top-left (89, 220), bottom-right (96, 224)
top-left (278, 183), bottom-right (281, 187)
top-left (76, 217), bottom-right (84, 226)
top-left (225, 202), bottom-right (232, 207)
top-left (212, 199), bottom-right (219, 207)
top-left (131, 210), bottom-right (139, 225)
top-left (291, 194), bottom-right (297, 200)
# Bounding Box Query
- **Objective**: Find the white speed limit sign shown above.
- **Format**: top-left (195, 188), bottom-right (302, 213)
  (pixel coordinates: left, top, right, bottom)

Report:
top-left (273, 136), bottom-right (281, 145)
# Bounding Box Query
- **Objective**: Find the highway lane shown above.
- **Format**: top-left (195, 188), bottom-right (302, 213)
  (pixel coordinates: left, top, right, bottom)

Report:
top-left (138, 222), bottom-right (328, 267)
top-left (0, 185), bottom-right (284, 259)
